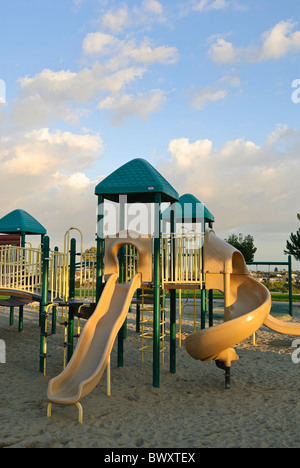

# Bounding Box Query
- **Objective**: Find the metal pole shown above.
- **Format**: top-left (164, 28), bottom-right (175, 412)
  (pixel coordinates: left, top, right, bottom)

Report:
top-left (69, 239), bottom-right (76, 299)
top-left (288, 255), bottom-right (293, 317)
top-left (170, 202), bottom-right (176, 374)
top-left (9, 307), bottom-right (14, 326)
top-left (18, 306), bottom-right (24, 333)
top-left (153, 193), bottom-right (161, 388)
top-left (136, 288), bottom-right (141, 333)
top-left (201, 288), bottom-right (206, 329)
top-left (117, 196), bottom-right (126, 367)
top-left (96, 195), bottom-right (104, 303)
top-left (40, 235), bottom-right (50, 373)
top-left (19, 232), bottom-right (26, 332)
top-left (51, 246), bottom-right (59, 335)
top-left (67, 238), bottom-right (76, 362)
top-left (208, 290), bottom-right (213, 326)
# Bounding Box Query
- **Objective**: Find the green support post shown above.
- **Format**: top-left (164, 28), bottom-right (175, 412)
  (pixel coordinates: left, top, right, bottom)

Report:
top-left (67, 238), bottom-right (76, 362)
top-left (170, 202), bottom-right (176, 374)
top-left (52, 306), bottom-right (57, 336)
top-left (21, 232), bottom-right (26, 248)
top-left (208, 290), bottom-right (213, 327)
top-left (67, 307), bottom-right (75, 363)
top-left (40, 235), bottom-right (50, 373)
top-left (51, 247), bottom-right (59, 336)
top-left (153, 193), bottom-right (161, 388)
top-left (39, 302), bottom-right (42, 327)
top-left (9, 307), bottom-right (14, 326)
top-left (96, 195), bottom-right (104, 303)
top-left (18, 231), bottom-right (26, 332)
top-left (18, 306), bottom-right (23, 333)
top-left (201, 288), bottom-right (206, 329)
top-left (136, 289), bottom-right (141, 333)
top-left (69, 238), bottom-right (76, 299)
top-left (288, 255), bottom-right (293, 317)
top-left (118, 198), bottom-right (126, 367)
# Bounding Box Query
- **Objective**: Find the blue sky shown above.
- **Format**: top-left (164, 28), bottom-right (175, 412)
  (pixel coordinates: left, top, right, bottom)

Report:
top-left (0, 0), bottom-right (300, 266)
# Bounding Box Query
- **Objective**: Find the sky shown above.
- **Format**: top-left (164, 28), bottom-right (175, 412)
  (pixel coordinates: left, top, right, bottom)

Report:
top-left (0, 0), bottom-right (300, 266)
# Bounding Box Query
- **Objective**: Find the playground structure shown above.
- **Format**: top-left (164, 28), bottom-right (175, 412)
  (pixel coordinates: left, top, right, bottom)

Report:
top-left (1, 158), bottom-right (300, 423)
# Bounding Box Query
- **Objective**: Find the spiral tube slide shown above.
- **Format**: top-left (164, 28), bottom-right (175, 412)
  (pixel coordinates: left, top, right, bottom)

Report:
top-left (185, 229), bottom-right (272, 372)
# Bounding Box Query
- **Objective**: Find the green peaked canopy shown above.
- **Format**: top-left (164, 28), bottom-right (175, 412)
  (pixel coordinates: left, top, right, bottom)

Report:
top-left (162, 193), bottom-right (215, 223)
top-left (0, 209), bottom-right (47, 235)
top-left (95, 158), bottom-right (179, 203)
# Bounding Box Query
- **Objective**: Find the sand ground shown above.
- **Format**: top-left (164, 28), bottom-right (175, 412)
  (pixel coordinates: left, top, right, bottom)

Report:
top-left (0, 299), bottom-right (300, 449)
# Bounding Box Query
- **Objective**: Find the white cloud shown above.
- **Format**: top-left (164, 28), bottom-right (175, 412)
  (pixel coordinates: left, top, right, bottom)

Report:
top-left (0, 128), bottom-right (103, 176)
top-left (191, 86), bottom-right (228, 109)
top-left (158, 127), bottom-right (300, 241)
top-left (190, 73), bottom-right (241, 109)
top-left (82, 33), bottom-right (178, 66)
top-left (125, 39), bottom-right (178, 64)
top-left (0, 127), bottom-right (103, 246)
top-left (80, 28), bottom-right (177, 124)
top-left (18, 64), bottom-right (143, 102)
top-left (142, 0), bottom-right (164, 16)
top-left (12, 64), bottom-right (146, 129)
top-left (98, 89), bottom-right (167, 125)
top-left (9, 3), bottom-right (177, 131)
top-left (133, 0), bottom-right (166, 27)
top-left (82, 33), bottom-right (117, 55)
top-left (194, 0), bottom-right (229, 11)
top-left (101, 6), bottom-right (129, 33)
top-left (98, 1), bottom-right (165, 33)
top-left (208, 20), bottom-right (300, 63)
top-left (14, 52), bottom-right (173, 127)
top-left (208, 38), bottom-right (238, 63)
top-left (193, 0), bottom-right (246, 12)
top-left (168, 137), bottom-right (213, 168)
top-left (259, 20), bottom-right (300, 60)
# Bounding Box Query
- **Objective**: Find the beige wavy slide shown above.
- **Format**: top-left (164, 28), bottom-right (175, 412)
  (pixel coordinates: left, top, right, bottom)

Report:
top-left (47, 272), bottom-right (141, 421)
top-left (186, 229), bottom-right (272, 387)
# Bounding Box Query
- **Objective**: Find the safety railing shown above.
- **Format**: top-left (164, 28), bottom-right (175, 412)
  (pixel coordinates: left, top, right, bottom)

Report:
top-left (125, 245), bottom-right (138, 282)
top-left (161, 232), bottom-right (204, 288)
top-left (0, 245), bottom-right (43, 294)
top-left (79, 252), bottom-right (97, 301)
top-left (48, 249), bottom-right (68, 302)
top-left (0, 245), bottom-right (70, 302)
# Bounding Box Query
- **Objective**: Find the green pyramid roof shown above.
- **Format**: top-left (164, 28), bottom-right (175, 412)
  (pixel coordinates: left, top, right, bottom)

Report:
top-left (162, 193), bottom-right (215, 223)
top-left (95, 158), bottom-right (179, 203)
top-left (0, 209), bottom-right (47, 235)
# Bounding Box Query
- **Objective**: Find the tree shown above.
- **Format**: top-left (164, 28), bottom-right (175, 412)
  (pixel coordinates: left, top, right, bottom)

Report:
top-left (284, 213), bottom-right (300, 261)
top-left (285, 230), bottom-right (300, 261)
top-left (85, 246), bottom-right (97, 254)
top-left (225, 233), bottom-right (257, 262)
